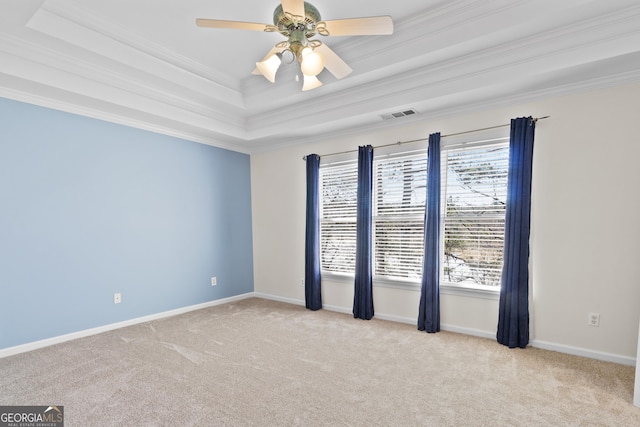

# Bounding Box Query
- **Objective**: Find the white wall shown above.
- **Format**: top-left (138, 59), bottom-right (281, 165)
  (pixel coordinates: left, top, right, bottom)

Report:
top-left (251, 82), bottom-right (640, 364)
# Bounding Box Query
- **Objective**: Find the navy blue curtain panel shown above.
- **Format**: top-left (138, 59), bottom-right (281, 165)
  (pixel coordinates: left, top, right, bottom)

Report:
top-left (497, 117), bottom-right (536, 348)
top-left (353, 145), bottom-right (374, 320)
top-left (418, 133), bottom-right (441, 333)
top-left (305, 154), bottom-right (322, 311)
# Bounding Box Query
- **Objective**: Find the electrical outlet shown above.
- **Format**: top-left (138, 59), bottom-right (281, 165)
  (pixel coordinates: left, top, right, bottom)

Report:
top-left (114, 293), bottom-right (122, 304)
top-left (588, 312), bottom-right (600, 327)
top-left (211, 277), bottom-right (217, 286)
top-left (301, 278), bottom-right (305, 287)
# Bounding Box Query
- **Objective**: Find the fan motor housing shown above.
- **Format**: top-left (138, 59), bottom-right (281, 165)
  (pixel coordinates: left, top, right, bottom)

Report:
top-left (273, 1), bottom-right (321, 34)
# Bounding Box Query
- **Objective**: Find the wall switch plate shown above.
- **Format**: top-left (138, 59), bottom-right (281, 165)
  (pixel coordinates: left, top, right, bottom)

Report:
top-left (114, 293), bottom-right (122, 304)
top-left (588, 312), bottom-right (600, 327)
top-left (211, 277), bottom-right (217, 286)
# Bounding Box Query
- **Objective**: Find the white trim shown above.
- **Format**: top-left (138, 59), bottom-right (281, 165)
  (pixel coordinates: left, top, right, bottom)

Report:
top-left (321, 303), bottom-right (352, 316)
top-left (254, 292), bottom-right (635, 366)
top-left (0, 293), bottom-right (254, 359)
top-left (322, 272), bottom-right (500, 300)
top-left (5, 292), bottom-right (634, 367)
top-left (634, 320), bottom-right (640, 406)
top-left (372, 312), bottom-right (416, 326)
top-left (440, 324), bottom-right (497, 340)
top-left (253, 292), bottom-right (304, 307)
top-left (257, 294), bottom-right (496, 339)
top-left (373, 278), bottom-right (421, 291)
top-left (28, 3), bottom-right (243, 98)
top-left (529, 339), bottom-right (636, 367)
top-left (440, 284), bottom-right (500, 301)
top-left (0, 88), bottom-right (251, 154)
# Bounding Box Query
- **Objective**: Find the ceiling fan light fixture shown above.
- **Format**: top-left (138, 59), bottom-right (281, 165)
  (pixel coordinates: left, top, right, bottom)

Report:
top-left (256, 52), bottom-right (283, 83)
top-left (196, 2), bottom-right (394, 91)
top-left (302, 74), bottom-right (323, 91)
top-left (300, 47), bottom-right (325, 76)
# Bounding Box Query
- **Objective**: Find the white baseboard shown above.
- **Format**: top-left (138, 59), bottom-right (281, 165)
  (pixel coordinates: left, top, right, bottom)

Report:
top-left (255, 293), bottom-right (496, 337)
top-left (0, 293), bottom-right (254, 359)
top-left (529, 339), bottom-right (636, 366)
top-left (254, 292), bottom-right (636, 366)
top-left (253, 292), bottom-right (305, 307)
top-left (440, 324), bottom-right (497, 340)
top-left (4, 292), bottom-right (635, 367)
top-left (321, 303), bottom-right (352, 315)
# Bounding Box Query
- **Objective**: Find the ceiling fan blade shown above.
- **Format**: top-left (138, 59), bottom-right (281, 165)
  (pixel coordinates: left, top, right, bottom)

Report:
top-left (252, 46), bottom-right (287, 75)
top-left (320, 16), bottom-right (393, 36)
top-left (196, 19), bottom-right (271, 32)
top-left (281, 0), bottom-right (305, 18)
top-left (315, 44), bottom-right (352, 80)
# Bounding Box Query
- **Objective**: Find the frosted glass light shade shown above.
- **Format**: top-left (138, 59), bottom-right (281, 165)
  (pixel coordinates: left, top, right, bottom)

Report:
top-left (302, 74), bottom-right (323, 91)
top-left (300, 48), bottom-right (325, 76)
top-left (256, 54), bottom-right (282, 83)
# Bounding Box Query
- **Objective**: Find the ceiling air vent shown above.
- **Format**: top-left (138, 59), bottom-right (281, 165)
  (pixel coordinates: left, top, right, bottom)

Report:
top-left (381, 109), bottom-right (418, 120)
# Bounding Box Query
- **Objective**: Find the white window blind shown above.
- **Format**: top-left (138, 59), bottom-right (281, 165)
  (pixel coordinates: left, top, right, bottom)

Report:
top-left (374, 152), bottom-right (427, 280)
top-left (320, 160), bottom-right (358, 274)
top-left (442, 140), bottom-right (509, 287)
top-left (318, 136), bottom-right (509, 291)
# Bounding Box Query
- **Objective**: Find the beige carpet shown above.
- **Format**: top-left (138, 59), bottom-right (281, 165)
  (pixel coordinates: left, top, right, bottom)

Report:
top-left (1, 298), bottom-right (639, 426)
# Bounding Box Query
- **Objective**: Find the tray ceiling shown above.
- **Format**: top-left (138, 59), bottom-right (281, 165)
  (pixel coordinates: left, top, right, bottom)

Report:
top-left (1, 0), bottom-right (639, 153)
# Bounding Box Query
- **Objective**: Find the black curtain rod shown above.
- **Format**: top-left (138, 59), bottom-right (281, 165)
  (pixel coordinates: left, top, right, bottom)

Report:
top-left (302, 116), bottom-right (550, 161)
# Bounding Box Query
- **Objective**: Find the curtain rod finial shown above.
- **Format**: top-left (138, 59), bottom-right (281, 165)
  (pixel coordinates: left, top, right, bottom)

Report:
top-left (532, 115), bottom-right (550, 124)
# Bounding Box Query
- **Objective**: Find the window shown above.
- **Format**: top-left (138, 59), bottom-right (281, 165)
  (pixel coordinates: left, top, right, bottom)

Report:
top-left (318, 136), bottom-right (509, 290)
top-left (374, 152), bottom-right (427, 280)
top-left (441, 139), bottom-right (509, 288)
top-left (320, 152), bottom-right (428, 280)
top-left (320, 160), bottom-right (358, 274)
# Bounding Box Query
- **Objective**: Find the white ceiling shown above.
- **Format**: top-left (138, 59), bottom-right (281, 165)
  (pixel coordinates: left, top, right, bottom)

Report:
top-left (1, 0), bottom-right (640, 153)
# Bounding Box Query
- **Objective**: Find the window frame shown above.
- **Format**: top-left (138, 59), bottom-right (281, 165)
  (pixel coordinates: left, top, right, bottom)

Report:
top-left (372, 149), bottom-right (428, 282)
top-left (439, 136), bottom-right (509, 295)
top-left (318, 129), bottom-right (509, 300)
top-left (319, 158), bottom-right (359, 276)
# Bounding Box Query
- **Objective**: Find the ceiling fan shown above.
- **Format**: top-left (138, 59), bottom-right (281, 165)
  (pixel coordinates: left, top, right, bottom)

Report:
top-left (196, 0), bottom-right (393, 91)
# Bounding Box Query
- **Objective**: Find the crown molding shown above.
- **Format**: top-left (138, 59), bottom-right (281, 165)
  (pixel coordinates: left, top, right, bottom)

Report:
top-left (243, 0), bottom-right (640, 113)
top-left (250, 68), bottom-right (640, 155)
top-left (242, 0), bottom-right (640, 141)
top-left (0, 33), bottom-right (248, 140)
top-left (38, 0), bottom-right (242, 94)
top-left (26, 2), bottom-right (246, 115)
top-left (2, 0), bottom-right (639, 152)
top-left (0, 82), bottom-right (253, 154)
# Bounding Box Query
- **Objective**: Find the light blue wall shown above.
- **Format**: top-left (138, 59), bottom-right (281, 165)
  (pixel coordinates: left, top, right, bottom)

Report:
top-left (0, 98), bottom-right (254, 349)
